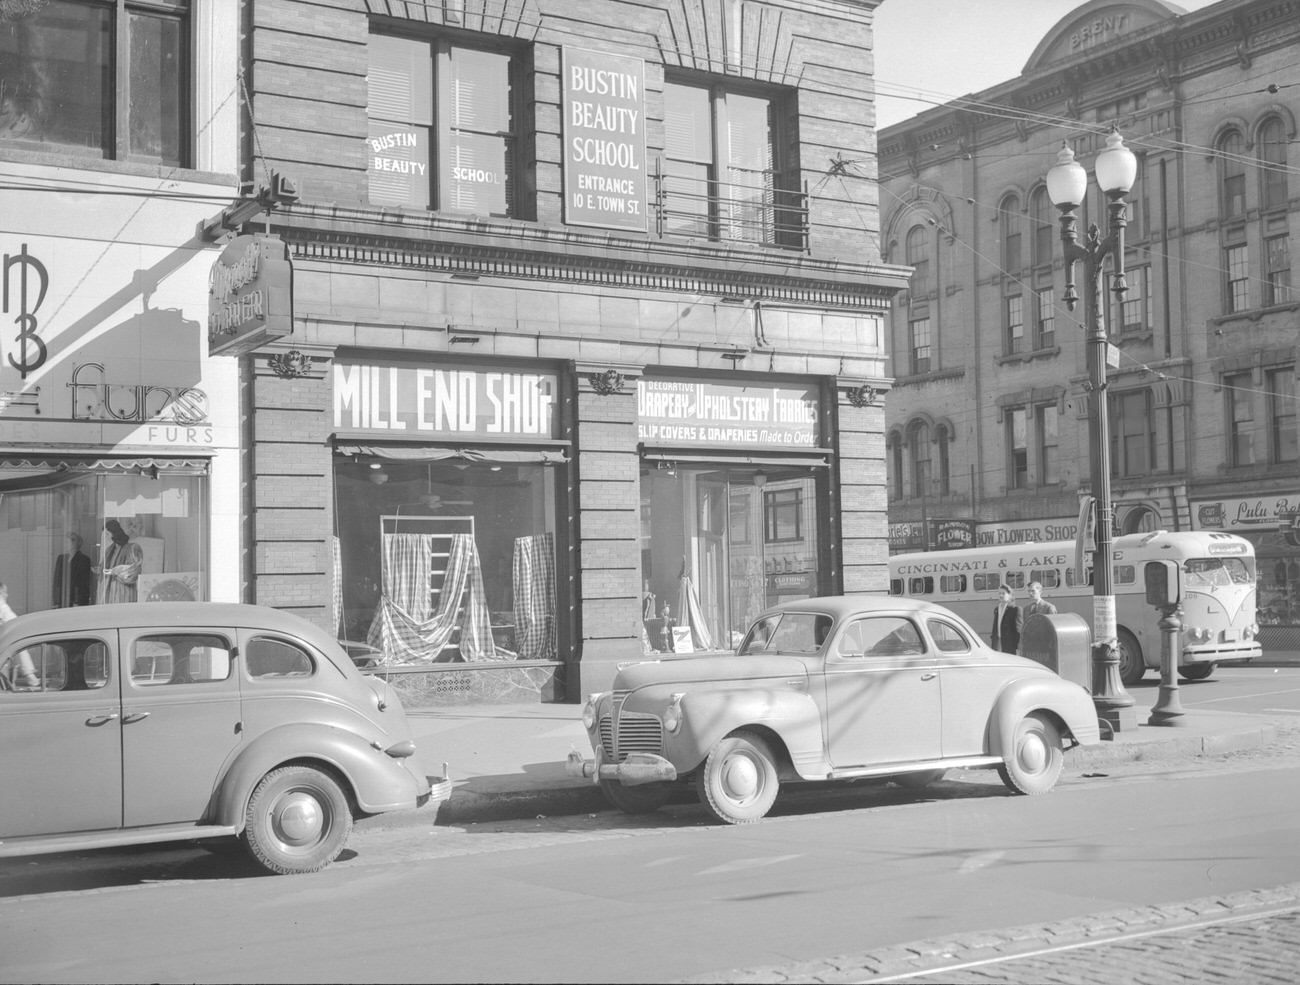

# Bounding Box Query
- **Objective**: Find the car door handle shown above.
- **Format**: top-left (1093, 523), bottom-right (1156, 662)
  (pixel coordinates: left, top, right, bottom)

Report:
top-left (920, 672), bottom-right (937, 681)
top-left (121, 711), bottom-right (151, 724)
top-left (86, 712), bottom-right (119, 726)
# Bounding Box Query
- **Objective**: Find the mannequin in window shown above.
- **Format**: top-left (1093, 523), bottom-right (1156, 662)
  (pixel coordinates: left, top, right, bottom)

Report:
top-left (53, 532), bottom-right (93, 607)
top-left (99, 519), bottom-right (143, 604)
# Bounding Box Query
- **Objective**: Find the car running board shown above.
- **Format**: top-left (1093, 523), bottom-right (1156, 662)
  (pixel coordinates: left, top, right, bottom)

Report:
top-left (0, 822), bottom-right (242, 859)
top-left (826, 755), bottom-right (1003, 781)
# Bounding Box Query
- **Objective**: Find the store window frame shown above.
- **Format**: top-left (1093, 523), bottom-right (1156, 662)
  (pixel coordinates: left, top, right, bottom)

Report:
top-left (0, 0), bottom-right (191, 168)
top-left (365, 23), bottom-right (533, 219)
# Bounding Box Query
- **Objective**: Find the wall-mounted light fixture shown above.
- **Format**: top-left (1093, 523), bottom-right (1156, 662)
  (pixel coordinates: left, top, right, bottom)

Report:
top-left (656, 460), bottom-right (677, 477)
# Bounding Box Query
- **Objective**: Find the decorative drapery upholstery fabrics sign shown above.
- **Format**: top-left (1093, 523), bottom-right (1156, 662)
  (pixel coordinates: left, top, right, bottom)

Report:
top-left (637, 379), bottom-right (820, 448)
top-left (562, 47), bottom-right (647, 230)
top-left (333, 361), bottom-right (559, 440)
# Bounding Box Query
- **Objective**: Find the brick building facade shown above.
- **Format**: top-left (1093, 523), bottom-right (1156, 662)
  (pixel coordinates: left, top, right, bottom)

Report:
top-left (879, 0), bottom-right (1300, 644)
top-left (236, 0), bottom-right (906, 701)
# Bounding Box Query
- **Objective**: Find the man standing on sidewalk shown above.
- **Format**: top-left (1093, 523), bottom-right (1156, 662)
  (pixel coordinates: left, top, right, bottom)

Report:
top-left (1024, 581), bottom-right (1058, 619)
top-left (991, 584), bottom-right (1022, 655)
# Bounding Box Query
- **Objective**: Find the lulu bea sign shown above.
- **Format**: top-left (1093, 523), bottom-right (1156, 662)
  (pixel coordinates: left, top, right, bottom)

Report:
top-left (333, 362), bottom-right (559, 439)
top-left (208, 234), bottom-right (293, 357)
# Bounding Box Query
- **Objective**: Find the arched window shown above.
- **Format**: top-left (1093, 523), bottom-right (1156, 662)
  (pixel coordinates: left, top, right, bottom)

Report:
top-left (906, 225), bottom-right (930, 295)
top-left (1218, 129), bottom-right (1247, 218)
top-left (1000, 194), bottom-right (1022, 275)
top-left (910, 421), bottom-right (931, 498)
top-left (1030, 186), bottom-right (1054, 271)
top-left (1259, 117), bottom-right (1288, 211)
top-left (935, 423), bottom-right (951, 497)
top-left (888, 434), bottom-right (903, 501)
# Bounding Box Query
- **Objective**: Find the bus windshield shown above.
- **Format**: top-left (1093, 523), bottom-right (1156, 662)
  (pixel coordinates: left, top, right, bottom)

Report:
top-left (1184, 557), bottom-right (1254, 587)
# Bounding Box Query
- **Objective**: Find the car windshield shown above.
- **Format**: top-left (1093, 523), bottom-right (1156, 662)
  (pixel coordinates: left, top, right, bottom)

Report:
top-left (738, 611), bottom-right (833, 655)
top-left (1184, 557), bottom-right (1253, 587)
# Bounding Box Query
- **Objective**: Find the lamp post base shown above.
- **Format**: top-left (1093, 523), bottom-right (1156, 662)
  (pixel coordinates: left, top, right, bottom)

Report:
top-left (1092, 641), bottom-right (1138, 736)
top-left (1148, 694), bottom-right (1189, 727)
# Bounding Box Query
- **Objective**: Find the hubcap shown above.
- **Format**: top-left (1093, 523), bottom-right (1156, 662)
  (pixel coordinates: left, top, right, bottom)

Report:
top-left (721, 754), bottom-right (759, 801)
top-left (272, 791), bottom-right (325, 847)
top-left (1019, 732), bottom-right (1047, 774)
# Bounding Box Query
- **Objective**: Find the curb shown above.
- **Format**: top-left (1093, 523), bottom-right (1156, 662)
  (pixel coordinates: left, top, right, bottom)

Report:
top-left (367, 723), bottom-right (1279, 828)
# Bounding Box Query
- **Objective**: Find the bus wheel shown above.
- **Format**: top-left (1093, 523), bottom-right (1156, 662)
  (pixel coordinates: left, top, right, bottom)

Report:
top-left (1117, 629), bottom-right (1145, 685)
top-left (1180, 663), bottom-right (1215, 682)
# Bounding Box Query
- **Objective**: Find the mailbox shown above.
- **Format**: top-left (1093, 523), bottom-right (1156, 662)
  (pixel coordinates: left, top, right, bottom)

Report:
top-left (1019, 612), bottom-right (1092, 689)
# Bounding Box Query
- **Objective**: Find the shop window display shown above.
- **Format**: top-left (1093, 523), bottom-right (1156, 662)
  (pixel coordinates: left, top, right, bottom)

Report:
top-left (333, 456), bottom-right (559, 664)
top-left (640, 463), bottom-right (826, 655)
top-left (0, 468), bottom-right (208, 615)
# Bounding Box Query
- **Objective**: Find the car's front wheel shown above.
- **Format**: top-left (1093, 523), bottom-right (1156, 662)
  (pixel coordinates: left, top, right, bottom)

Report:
top-left (243, 765), bottom-right (354, 875)
top-left (697, 731), bottom-right (779, 824)
top-left (997, 713), bottom-right (1064, 796)
top-left (599, 777), bottom-right (674, 814)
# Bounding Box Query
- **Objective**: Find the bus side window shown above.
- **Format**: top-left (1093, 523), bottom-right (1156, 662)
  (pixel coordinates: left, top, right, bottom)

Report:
top-left (889, 579), bottom-right (904, 596)
top-left (940, 575), bottom-right (966, 594)
top-left (1005, 571), bottom-right (1025, 589)
top-left (974, 573), bottom-right (997, 592)
top-left (1031, 569), bottom-right (1060, 589)
top-left (1115, 564), bottom-right (1136, 585)
top-left (908, 576), bottom-right (934, 595)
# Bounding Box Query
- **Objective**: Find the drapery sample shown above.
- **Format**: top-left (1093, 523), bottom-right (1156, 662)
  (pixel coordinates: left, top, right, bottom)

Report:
top-left (331, 536), bottom-right (342, 637)
top-left (678, 573), bottom-right (714, 650)
top-left (368, 532), bottom-right (502, 663)
top-left (513, 533), bottom-right (555, 661)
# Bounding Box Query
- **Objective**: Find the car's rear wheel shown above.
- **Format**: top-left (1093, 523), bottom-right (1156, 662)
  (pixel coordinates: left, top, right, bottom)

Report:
top-left (1118, 628), bottom-right (1145, 685)
top-left (697, 731), bottom-right (779, 824)
top-left (243, 765), bottom-right (353, 875)
top-left (893, 769), bottom-right (946, 790)
top-left (1180, 662), bottom-right (1215, 681)
top-left (598, 777), bottom-right (674, 814)
top-left (997, 713), bottom-right (1063, 796)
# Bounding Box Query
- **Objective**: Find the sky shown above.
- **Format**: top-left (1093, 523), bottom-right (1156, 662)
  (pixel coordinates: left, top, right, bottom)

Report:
top-left (873, 0), bottom-right (1221, 130)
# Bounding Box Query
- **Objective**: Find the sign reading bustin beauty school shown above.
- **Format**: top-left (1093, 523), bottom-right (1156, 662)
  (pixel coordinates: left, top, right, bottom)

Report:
top-left (562, 47), bottom-right (647, 231)
top-left (208, 234), bottom-right (293, 357)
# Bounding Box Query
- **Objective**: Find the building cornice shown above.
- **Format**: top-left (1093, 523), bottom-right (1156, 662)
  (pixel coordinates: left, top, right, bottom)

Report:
top-left (269, 204), bottom-right (911, 311)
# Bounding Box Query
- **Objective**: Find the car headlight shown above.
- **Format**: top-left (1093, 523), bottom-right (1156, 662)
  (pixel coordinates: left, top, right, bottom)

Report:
top-left (663, 693), bottom-right (685, 734)
top-left (582, 693), bottom-right (604, 730)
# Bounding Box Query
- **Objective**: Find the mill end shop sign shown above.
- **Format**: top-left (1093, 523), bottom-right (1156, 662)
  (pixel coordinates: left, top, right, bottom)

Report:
top-left (562, 47), bottom-right (647, 232)
top-left (208, 234), bottom-right (293, 357)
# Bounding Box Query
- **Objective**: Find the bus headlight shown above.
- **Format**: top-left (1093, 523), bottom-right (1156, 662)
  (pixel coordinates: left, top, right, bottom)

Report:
top-left (663, 693), bottom-right (685, 734)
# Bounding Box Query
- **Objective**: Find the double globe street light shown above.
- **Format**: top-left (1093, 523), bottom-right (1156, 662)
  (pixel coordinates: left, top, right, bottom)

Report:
top-left (1045, 128), bottom-right (1139, 733)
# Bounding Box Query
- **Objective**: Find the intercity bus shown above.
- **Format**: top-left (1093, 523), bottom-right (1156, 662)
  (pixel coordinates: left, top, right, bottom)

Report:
top-left (888, 529), bottom-right (1261, 685)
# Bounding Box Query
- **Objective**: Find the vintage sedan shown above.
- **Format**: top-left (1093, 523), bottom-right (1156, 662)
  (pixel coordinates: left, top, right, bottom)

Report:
top-left (0, 602), bottom-right (449, 874)
top-left (567, 595), bottom-right (1101, 823)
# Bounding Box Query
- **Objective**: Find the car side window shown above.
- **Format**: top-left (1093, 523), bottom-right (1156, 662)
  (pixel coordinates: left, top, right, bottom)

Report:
top-left (246, 637), bottom-right (315, 678)
top-left (769, 613), bottom-right (834, 654)
top-left (1, 638), bottom-right (110, 693)
top-left (927, 619), bottom-right (973, 654)
top-left (856, 617), bottom-right (925, 657)
top-left (131, 634), bottom-right (232, 686)
top-left (835, 622), bottom-right (866, 657)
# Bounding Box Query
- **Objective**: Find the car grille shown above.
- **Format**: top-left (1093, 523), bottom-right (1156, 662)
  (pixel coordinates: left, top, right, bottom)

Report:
top-left (598, 691), bottom-right (664, 762)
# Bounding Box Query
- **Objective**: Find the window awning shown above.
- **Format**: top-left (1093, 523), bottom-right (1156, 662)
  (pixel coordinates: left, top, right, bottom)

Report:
top-left (640, 447), bottom-right (833, 467)
top-left (0, 454), bottom-right (211, 493)
top-left (335, 444), bottom-right (569, 465)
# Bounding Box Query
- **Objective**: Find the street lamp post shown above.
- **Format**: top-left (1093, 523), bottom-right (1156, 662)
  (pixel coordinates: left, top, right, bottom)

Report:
top-left (1046, 128), bottom-right (1139, 734)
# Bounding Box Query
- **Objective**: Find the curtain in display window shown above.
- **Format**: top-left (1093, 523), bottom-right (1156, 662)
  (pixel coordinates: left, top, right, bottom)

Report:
top-left (512, 533), bottom-right (555, 661)
top-left (331, 536), bottom-right (343, 637)
top-left (368, 532), bottom-right (501, 663)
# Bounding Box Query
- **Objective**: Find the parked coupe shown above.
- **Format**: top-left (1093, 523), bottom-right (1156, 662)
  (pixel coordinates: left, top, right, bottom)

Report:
top-left (568, 595), bottom-right (1101, 823)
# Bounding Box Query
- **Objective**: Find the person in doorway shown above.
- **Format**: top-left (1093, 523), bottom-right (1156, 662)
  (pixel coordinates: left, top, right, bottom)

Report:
top-left (53, 532), bottom-right (93, 607)
top-left (0, 581), bottom-right (39, 688)
top-left (99, 519), bottom-right (144, 604)
top-left (991, 584), bottom-right (1022, 655)
top-left (1024, 581), bottom-right (1058, 619)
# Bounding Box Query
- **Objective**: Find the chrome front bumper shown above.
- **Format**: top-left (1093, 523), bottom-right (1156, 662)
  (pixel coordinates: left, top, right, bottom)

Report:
top-left (565, 748), bottom-right (678, 786)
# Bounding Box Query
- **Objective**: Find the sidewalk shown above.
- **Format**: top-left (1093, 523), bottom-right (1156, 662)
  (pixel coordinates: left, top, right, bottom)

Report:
top-left (396, 659), bottom-right (1299, 827)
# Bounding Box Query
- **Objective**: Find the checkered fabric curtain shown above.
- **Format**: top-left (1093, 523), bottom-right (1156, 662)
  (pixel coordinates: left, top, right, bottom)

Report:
top-left (512, 533), bottom-right (556, 661)
top-left (331, 536), bottom-right (343, 637)
top-left (368, 532), bottom-right (499, 663)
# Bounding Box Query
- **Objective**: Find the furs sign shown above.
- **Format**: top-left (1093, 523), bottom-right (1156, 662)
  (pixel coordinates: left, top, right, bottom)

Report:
top-left (208, 234), bottom-right (293, 356)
